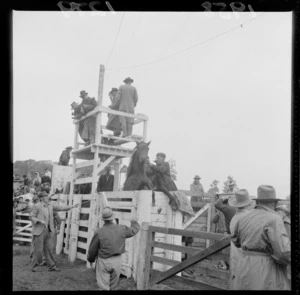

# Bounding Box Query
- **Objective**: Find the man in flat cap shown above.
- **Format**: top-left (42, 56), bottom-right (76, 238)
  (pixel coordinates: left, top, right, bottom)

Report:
top-left (87, 207), bottom-right (140, 290)
top-left (118, 77), bottom-right (138, 137)
top-left (231, 185), bottom-right (291, 290)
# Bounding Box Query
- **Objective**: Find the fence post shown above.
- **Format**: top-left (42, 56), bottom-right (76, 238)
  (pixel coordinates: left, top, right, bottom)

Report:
top-left (64, 194), bottom-right (74, 254)
top-left (136, 222), bottom-right (152, 290)
top-left (209, 193), bottom-right (216, 246)
top-left (56, 194), bottom-right (67, 254)
top-left (68, 194), bottom-right (82, 262)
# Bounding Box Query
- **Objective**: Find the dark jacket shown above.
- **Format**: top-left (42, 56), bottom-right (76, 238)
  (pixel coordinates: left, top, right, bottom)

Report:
top-left (97, 174), bottom-right (114, 192)
top-left (58, 150), bottom-right (71, 166)
top-left (87, 221), bottom-right (140, 261)
top-left (150, 162), bottom-right (177, 191)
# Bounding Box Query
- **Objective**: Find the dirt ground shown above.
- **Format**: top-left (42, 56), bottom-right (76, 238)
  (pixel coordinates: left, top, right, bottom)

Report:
top-left (13, 243), bottom-right (136, 291)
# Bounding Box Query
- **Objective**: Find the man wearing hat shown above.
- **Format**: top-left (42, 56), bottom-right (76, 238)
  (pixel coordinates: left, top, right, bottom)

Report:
top-left (58, 146), bottom-right (73, 166)
top-left (228, 189), bottom-right (252, 289)
top-left (78, 90), bottom-right (98, 145)
top-left (87, 207), bottom-right (140, 290)
top-left (275, 205), bottom-right (290, 239)
top-left (118, 77), bottom-right (138, 137)
top-left (30, 191), bottom-right (79, 272)
top-left (190, 175), bottom-right (205, 204)
top-left (106, 87), bottom-right (122, 140)
top-left (231, 185), bottom-right (291, 290)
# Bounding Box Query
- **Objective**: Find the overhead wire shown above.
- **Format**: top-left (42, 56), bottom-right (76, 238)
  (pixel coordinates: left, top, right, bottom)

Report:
top-left (105, 12), bottom-right (126, 68)
top-left (106, 12), bottom-right (265, 71)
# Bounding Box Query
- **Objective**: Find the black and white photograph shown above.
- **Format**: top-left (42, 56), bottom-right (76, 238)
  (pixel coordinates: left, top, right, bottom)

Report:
top-left (12, 5), bottom-right (295, 291)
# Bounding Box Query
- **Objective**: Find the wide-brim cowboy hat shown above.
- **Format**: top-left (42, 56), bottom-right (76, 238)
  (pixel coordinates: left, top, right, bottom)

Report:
top-left (123, 77), bottom-right (134, 83)
top-left (101, 207), bottom-right (114, 220)
top-left (228, 189), bottom-right (252, 208)
top-left (252, 185), bottom-right (284, 201)
top-left (194, 175), bottom-right (201, 179)
top-left (65, 146), bottom-right (73, 150)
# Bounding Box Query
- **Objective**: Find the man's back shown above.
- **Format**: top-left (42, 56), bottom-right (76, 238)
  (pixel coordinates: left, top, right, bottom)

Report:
top-left (119, 84), bottom-right (138, 113)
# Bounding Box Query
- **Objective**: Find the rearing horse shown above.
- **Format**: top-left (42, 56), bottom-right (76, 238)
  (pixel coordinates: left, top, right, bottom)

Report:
top-left (123, 141), bottom-right (153, 191)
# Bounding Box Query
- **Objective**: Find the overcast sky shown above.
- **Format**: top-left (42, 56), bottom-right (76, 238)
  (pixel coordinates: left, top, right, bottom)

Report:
top-left (13, 11), bottom-right (291, 197)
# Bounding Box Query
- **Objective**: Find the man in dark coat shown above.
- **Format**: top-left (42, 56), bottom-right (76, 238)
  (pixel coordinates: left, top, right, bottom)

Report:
top-left (78, 90), bottom-right (97, 145)
top-left (58, 146), bottom-right (73, 166)
top-left (148, 153), bottom-right (178, 210)
top-left (118, 77), bottom-right (138, 137)
top-left (97, 166), bottom-right (114, 192)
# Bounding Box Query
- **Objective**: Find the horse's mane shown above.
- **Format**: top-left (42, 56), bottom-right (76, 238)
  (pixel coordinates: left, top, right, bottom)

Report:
top-left (126, 147), bottom-right (138, 178)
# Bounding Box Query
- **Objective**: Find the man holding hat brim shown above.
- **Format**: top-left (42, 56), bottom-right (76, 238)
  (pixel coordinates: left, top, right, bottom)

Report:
top-left (190, 175), bottom-right (205, 204)
top-left (231, 185), bottom-right (291, 290)
top-left (87, 207), bottom-right (140, 290)
top-left (228, 189), bottom-right (252, 289)
top-left (30, 191), bottom-right (79, 272)
top-left (118, 77), bottom-right (138, 137)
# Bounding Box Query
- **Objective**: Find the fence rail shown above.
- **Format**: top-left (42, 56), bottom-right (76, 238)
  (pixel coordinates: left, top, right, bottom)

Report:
top-left (136, 222), bottom-right (230, 290)
top-left (13, 212), bottom-right (32, 243)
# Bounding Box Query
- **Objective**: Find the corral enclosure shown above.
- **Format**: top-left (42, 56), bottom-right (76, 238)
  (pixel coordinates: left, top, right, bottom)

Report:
top-left (54, 191), bottom-right (183, 280)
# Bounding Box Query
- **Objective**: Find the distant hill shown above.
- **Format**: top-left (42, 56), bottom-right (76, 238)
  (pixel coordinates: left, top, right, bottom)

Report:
top-left (13, 160), bottom-right (56, 178)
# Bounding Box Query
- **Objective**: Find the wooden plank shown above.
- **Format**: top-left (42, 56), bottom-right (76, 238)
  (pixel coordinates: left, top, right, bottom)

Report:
top-left (183, 203), bottom-right (209, 229)
top-left (16, 213), bottom-right (30, 217)
top-left (69, 194), bottom-right (82, 262)
top-left (149, 226), bottom-right (226, 241)
top-left (75, 159), bottom-right (100, 169)
top-left (192, 273), bottom-right (228, 290)
top-left (79, 220), bottom-right (89, 227)
top-left (14, 220), bottom-right (31, 224)
top-left (80, 207), bottom-right (91, 214)
top-left (151, 256), bottom-right (179, 266)
top-left (150, 236), bottom-right (231, 286)
top-left (15, 223), bottom-right (32, 234)
top-left (152, 241), bottom-right (204, 254)
top-left (150, 213), bottom-right (167, 223)
top-left (77, 241), bottom-right (87, 250)
top-left (14, 232), bottom-right (32, 237)
top-left (74, 177), bottom-right (93, 185)
top-left (76, 251), bottom-right (87, 261)
top-left (151, 270), bottom-right (221, 290)
top-left (13, 237), bottom-right (32, 242)
top-left (82, 194), bottom-right (93, 201)
top-left (78, 230), bottom-right (89, 239)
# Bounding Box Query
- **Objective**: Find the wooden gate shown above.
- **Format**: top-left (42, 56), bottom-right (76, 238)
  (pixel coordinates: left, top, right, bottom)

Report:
top-left (13, 212), bottom-right (32, 243)
top-left (137, 222), bottom-right (230, 290)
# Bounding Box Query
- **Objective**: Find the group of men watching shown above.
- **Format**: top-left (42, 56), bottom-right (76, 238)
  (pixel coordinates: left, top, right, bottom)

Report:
top-left (213, 185), bottom-right (290, 290)
top-left (71, 77), bottom-right (138, 145)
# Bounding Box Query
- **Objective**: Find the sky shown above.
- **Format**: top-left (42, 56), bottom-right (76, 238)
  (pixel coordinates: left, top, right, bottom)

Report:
top-left (13, 11), bottom-right (292, 198)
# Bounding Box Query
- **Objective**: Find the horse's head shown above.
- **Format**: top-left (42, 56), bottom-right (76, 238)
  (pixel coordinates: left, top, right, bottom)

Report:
top-left (135, 141), bottom-right (151, 164)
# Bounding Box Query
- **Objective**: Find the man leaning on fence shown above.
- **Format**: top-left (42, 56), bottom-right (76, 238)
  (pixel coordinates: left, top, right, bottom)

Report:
top-left (30, 191), bottom-right (79, 272)
top-left (87, 207), bottom-right (140, 290)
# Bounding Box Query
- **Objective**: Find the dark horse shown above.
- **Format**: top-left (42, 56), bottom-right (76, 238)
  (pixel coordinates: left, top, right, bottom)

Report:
top-left (123, 141), bottom-right (153, 190)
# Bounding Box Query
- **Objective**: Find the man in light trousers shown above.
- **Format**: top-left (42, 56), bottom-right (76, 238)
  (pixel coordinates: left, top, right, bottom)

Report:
top-left (87, 207), bottom-right (140, 290)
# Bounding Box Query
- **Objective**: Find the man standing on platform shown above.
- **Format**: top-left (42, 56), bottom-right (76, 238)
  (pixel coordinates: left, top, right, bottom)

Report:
top-left (118, 77), bottom-right (138, 137)
top-left (97, 166), bottom-right (114, 192)
top-left (190, 175), bottom-right (205, 203)
top-left (87, 207), bottom-right (140, 290)
top-left (30, 191), bottom-right (79, 272)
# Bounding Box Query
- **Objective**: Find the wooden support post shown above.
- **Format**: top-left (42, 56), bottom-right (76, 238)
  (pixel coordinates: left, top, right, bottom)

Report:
top-left (209, 194), bottom-right (216, 246)
top-left (136, 222), bottom-right (150, 290)
top-left (113, 159), bottom-right (121, 191)
top-left (140, 223), bottom-right (155, 290)
top-left (74, 123), bottom-right (79, 150)
top-left (56, 194), bottom-right (67, 255)
top-left (68, 194), bottom-right (82, 262)
top-left (206, 202), bottom-right (212, 248)
top-left (64, 194), bottom-right (74, 254)
top-left (143, 120), bottom-right (148, 142)
top-left (95, 64), bottom-right (105, 145)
